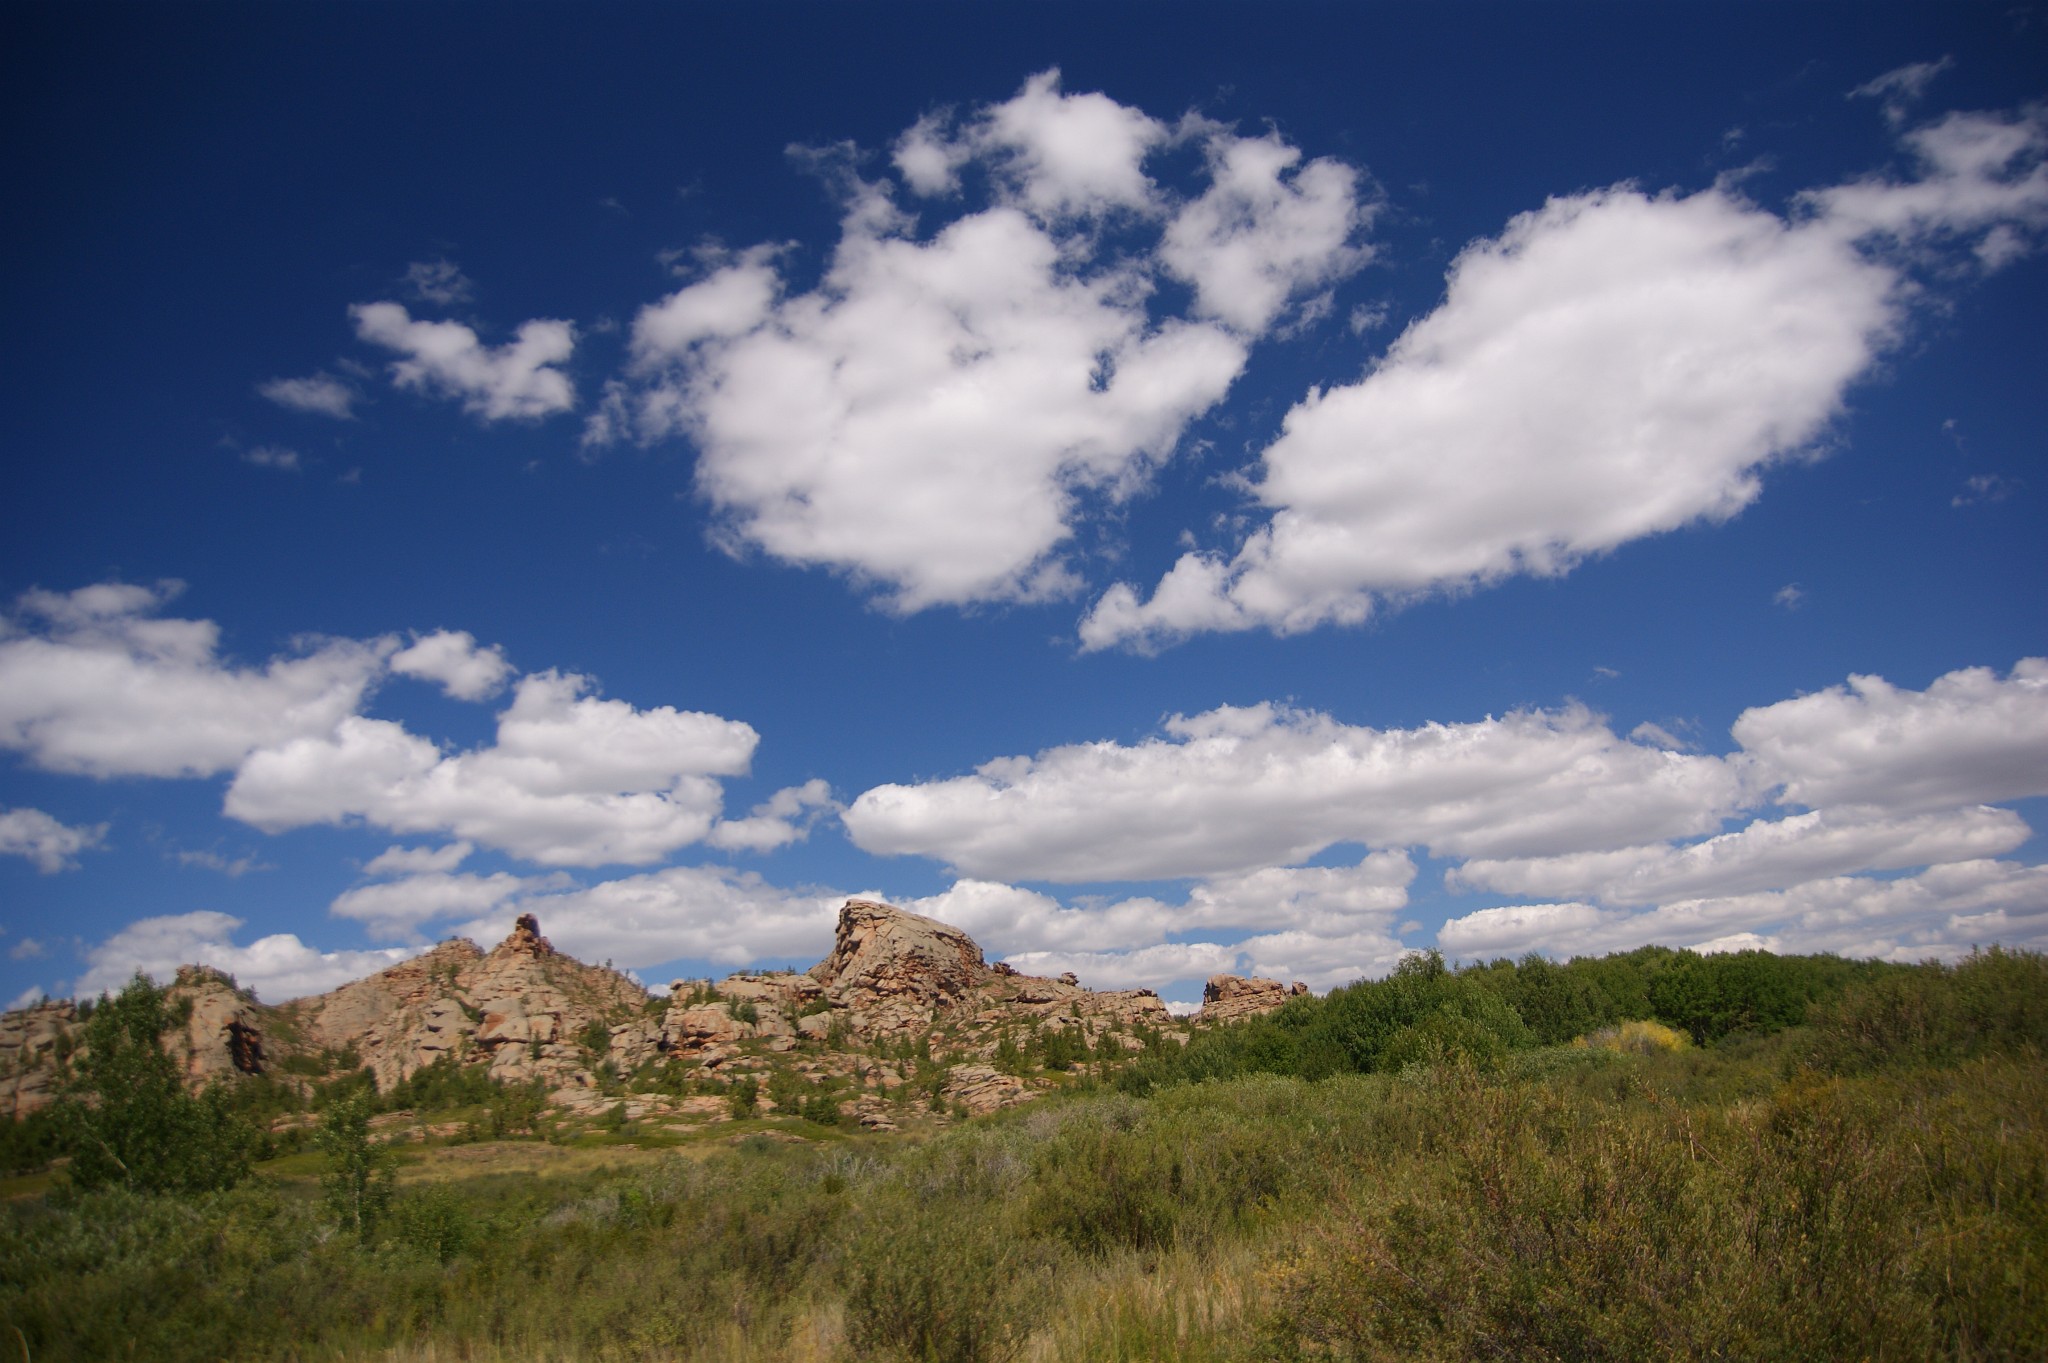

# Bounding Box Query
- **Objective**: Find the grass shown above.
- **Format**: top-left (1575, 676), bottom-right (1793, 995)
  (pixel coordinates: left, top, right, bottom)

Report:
top-left (1, 949), bottom-right (2041, 1361)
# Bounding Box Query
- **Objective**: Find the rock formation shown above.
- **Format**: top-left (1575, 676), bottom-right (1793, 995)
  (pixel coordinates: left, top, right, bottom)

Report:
top-left (0, 899), bottom-right (1242, 1128)
top-left (0, 999), bottom-right (78, 1119)
top-left (1197, 973), bottom-right (1309, 1023)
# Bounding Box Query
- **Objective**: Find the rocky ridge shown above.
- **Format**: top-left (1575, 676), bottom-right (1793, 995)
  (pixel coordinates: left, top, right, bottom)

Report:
top-left (0, 901), bottom-right (1304, 1127)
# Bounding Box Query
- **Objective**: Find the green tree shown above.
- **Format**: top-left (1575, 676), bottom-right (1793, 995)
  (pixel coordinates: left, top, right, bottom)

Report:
top-left (58, 972), bottom-right (255, 1194)
top-left (317, 1091), bottom-right (394, 1239)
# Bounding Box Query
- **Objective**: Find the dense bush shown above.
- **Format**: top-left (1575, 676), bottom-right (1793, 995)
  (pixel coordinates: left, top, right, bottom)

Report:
top-left (1117, 951), bottom-right (1533, 1093)
top-left (1264, 1058), bottom-right (2048, 1361)
top-left (1810, 946), bottom-right (2048, 1072)
top-left (0, 946), bottom-right (2040, 1361)
top-left (53, 973), bottom-right (256, 1195)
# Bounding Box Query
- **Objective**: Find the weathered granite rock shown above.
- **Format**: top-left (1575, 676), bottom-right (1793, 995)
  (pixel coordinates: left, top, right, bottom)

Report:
top-left (941, 1063), bottom-right (1032, 1116)
top-left (0, 1000), bottom-right (77, 1117)
top-left (0, 899), bottom-right (1202, 1126)
top-left (1197, 974), bottom-right (1309, 1022)
top-left (811, 898), bottom-right (993, 1013)
top-left (166, 967), bottom-right (267, 1086)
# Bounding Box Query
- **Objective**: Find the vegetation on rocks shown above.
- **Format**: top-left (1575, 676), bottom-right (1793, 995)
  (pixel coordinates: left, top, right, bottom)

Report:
top-left (0, 939), bottom-right (2040, 1361)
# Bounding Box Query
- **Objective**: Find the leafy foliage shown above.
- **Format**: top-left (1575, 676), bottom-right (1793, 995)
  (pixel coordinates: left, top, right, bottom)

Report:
top-left (0, 947), bottom-right (2040, 1362)
top-left (54, 973), bottom-right (255, 1195)
top-left (314, 1092), bottom-right (393, 1239)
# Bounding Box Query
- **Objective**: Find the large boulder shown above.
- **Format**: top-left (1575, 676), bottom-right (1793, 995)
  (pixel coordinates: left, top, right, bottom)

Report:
top-left (1197, 974), bottom-right (1309, 1023)
top-left (810, 898), bottom-right (993, 1012)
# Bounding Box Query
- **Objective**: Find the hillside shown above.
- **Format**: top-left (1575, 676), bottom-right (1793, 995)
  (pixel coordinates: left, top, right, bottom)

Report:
top-left (1, 900), bottom-right (1294, 1130)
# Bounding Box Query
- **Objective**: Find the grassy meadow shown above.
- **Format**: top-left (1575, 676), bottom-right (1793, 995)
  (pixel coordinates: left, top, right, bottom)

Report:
top-left (1, 946), bottom-right (2042, 1362)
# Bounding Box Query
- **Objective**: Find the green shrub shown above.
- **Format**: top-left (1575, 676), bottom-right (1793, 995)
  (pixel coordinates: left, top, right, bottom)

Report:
top-left (315, 1092), bottom-right (393, 1240)
top-left (54, 973), bottom-right (256, 1195)
top-left (1023, 1094), bottom-right (1289, 1254)
top-left (1810, 946), bottom-right (2048, 1072)
top-left (384, 1183), bottom-right (473, 1262)
top-left (844, 1193), bottom-right (1053, 1362)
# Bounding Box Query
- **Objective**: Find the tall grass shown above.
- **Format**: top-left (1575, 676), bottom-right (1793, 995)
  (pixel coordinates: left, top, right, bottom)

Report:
top-left (2, 948), bottom-right (2040, 1361)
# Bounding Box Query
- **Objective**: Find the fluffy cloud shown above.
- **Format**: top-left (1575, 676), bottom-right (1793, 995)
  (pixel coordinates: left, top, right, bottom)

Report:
top-left (596, 71), bottom-right (1366, 612)
top-left (1082, 105), bottom-right (2048, 652)
top-left (0, 806), bottom-right (108, 873)
top-left (846, 700), bottom-right (1747, 881)
top-left (0, 583), bottom-right (389, 778)
top-left (74, 911), bottom-right (419, 1004)
top-left (226, 670), bottom-right (760, 866)
top-left (352, 302), bottom-right (575, 421)
top-left (1439, 859), bottom-right (2048, 965)
top-left (1734, 659), bottom-right (2048, 812)
top-left (1450, 805), bottom-right (2031, 906)
top-left (1806, 107), bottom-right (2048, 252)
top-left (450, 865), bottom-right (843, 972)
top-left (898, 68), bottom-right (1168, 216)
top-left (707, 778), bottom-right (839, 853)
top-left (1160, 127), bottom-right (1371, 334)
top-left (340, 837), bottom-right (563, 941)
top-left (901, 854), bottom-right (1414, 993)
top-left (1082, 184), bottom-right (1898, 648)
top-left (256, 373), bottom-right (358, 419)
top-left (849, 661), bottom-right (2044, 978)
top-left (390, 629), bottom-right (514, 701)
top-left (1, 583), bottom-right (783, 878)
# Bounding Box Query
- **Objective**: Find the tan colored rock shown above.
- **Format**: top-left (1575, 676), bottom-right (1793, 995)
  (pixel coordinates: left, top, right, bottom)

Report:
top-left (669, 1003), bottom-right (748, 1047)
top-left (165, 967), bottom-right (267, 1086)
top-left (0, 999), bottom-right (78, 1118)
top-left (940, 1063), bottom-right (1033, 1116)
top-left (810, 898), bottom-right (993, 1015)
top-left (1196, 974), bottom-right (1309, 1022)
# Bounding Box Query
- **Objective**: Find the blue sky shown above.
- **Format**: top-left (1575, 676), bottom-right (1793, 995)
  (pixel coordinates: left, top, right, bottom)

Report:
top-left (3, 3), bottom-right (2044, 1010)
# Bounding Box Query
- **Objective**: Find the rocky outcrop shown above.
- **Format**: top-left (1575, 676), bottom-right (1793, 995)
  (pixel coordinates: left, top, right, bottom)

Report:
top-left (0, 899), bottom-right (1209, 1127)
top-left (166, 967), bottom-right (268, 1086)
top-left (0, 1000), bottom-right (77, 1118)
top-left (1197, 974), bottom-right (1309, 1023)
top-left (810, 898), bottom-right (994, 1034)
top-left (273, 915), bottom-right (650, 1092)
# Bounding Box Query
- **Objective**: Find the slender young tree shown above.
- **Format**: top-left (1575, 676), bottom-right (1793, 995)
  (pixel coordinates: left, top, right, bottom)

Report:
top-left (316, 1090), bottom-right (394, 1239)
top-left (59, 972), bottom-right (255, 1195)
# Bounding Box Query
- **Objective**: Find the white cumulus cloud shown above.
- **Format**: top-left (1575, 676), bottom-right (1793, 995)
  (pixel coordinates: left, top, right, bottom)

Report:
top-left (1450, 805), bottom-right (2030, 906)
top-left (1734, 658), bottom-right (2048, 812)
top-left (352, 302), bottom-right (575, 422)
top-left (1083, 105), bottom-right (2048, 652)
top-left (595, 71), bottom-right (1367, 614)
top-left (707, 778), bottom-right (839, 852)
top-left (226, 670), bottom-right (760, 866)
top-left (1438, 859), bottom-right (2048, 965)
top-left (846, 700), bottom-right (1747, 881)
top-left (390, 629), bottom-right (514, 701)
top-left (0, 806), bottom-right (108, 873)
top-left (330, 869), bottom-right (549, 941)
top-left (1160, 126), bottom-right (1372, 334)
top-left (74, 911), bottom-right (419, 1004)
top-left (1082, 183), bottom-right (1898, 649)
top-left (0, 582), bottom-right (390, 779)
top-left (450, 865), bottom-right (843, 972)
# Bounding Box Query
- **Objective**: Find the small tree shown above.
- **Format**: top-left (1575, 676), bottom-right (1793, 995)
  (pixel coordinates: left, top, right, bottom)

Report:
top-left (317, 1091), bottom-right (394, 1239)
top-left (59, 972), bottom-right (255, 1194)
